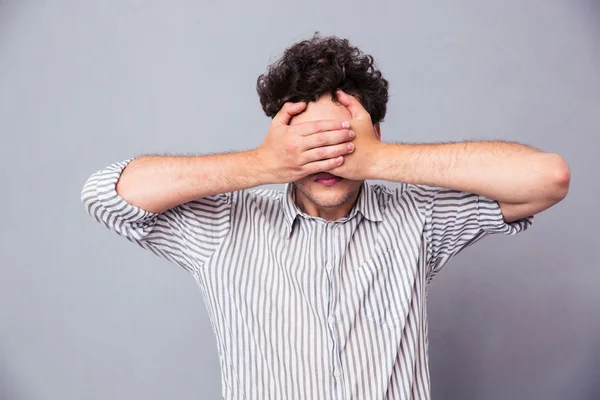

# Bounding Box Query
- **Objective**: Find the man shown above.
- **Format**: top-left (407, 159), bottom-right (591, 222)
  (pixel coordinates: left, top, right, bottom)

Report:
top-left (81, 34), bottom-right (570, 399)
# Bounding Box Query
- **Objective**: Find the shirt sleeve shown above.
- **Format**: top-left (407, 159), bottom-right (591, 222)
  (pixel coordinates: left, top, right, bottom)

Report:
top-left (80, 158), bottom-right (232, 275)
top-left (406, 184), bottom-right (533, 279)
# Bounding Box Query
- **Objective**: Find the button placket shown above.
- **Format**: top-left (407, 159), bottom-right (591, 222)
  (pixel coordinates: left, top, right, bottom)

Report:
top-left (327, 223), bottom-right (346, 397)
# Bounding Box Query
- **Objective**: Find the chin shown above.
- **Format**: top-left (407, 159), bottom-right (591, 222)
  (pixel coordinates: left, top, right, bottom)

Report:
top-left (295, 177), bottom-right (362, 208)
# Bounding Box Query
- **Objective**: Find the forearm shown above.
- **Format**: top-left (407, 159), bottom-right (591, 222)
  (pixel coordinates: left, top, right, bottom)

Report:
top-left (117, 150), bottom-right (268, 213)
top-left (375, 141), bottom-right (568, 204)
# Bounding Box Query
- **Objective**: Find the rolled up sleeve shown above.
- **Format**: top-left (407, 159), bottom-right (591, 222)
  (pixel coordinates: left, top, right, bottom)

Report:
top-left (407, 184), bottom-right (533, 279)
top-left (81, 158), bottom-right (232, 274)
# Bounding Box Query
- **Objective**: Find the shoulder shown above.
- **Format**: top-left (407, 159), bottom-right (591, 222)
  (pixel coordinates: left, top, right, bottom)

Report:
top-left (235, 186), bottom-right (285, 209)
top-left (363, 181), bottom-right (416, 217)
top-left (246, 186), bottom-right (284, 200)
top-left (368, 181), bottom-right (421, 204)
top-left (367, 182), bottom-right (443, 221)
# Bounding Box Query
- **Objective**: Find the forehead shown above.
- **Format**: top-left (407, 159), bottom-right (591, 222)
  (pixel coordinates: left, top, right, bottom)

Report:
top-left (290, 94), bottom-right (352, 126)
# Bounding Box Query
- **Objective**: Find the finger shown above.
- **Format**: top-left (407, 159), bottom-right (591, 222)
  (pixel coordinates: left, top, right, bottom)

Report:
top-left (273, 102), bottom-right (307, 126)
top-left (303, 156), bottom-right (345, 175)
top-left (301, 142), bottom-right (355, 165)
top-left (301, 129), bottom-right (355, 151)
top-left (336, 90), bottom-right (367, 119)
top-left (293, 119), bottom-right (351, 137)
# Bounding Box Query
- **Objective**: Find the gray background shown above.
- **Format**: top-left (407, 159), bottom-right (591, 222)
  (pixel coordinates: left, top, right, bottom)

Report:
top-left (0, 0), bottom-right (598, 399)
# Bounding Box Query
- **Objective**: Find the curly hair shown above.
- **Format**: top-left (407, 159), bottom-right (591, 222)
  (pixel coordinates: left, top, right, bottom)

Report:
top-left (256, 33), bottom-right (389, 124)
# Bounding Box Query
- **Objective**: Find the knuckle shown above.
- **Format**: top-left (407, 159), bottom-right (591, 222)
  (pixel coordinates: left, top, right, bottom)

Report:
top-left (316, 133), bottom-right (328, 146)
top-left (315, 148), bottom-right (326, 159)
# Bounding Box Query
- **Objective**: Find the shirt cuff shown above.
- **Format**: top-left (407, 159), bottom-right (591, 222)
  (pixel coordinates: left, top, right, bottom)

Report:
top-left (477, 195), bottom-right (534, 235)
top-left (95, 158), bottom-right (159, 224)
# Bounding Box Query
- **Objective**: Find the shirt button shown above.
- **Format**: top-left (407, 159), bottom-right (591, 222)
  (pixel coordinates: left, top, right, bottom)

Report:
top-left (333, 369), bottom-right (341, 377)
top-left (327, 316), bottom-right (335, 324)
top-left (326, 263), bottom-right (333, 272)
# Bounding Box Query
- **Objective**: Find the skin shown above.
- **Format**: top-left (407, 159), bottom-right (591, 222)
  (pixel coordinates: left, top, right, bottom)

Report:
top-left (328, 90), bottom-right (571, 223)
top-left (115, 90), bottom-right (570, 225)
top-left (289, 94), bottom-right (381, 221)
top-left (115, 102), bottom-right (355, 214)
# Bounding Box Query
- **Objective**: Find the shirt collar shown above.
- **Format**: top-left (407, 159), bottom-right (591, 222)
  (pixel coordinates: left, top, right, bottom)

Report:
top-left (280, 181), bottom-right (384, 239)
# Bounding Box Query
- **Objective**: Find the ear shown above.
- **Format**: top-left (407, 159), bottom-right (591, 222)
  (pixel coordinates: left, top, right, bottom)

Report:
top-left (373, 123), bottom-right (381, 140)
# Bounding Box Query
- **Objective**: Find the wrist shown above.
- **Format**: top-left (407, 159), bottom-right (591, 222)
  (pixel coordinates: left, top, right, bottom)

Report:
top-left (368, 142), bottom-right (397, 181)
top-left (244, 148), bottom-right (278, 186)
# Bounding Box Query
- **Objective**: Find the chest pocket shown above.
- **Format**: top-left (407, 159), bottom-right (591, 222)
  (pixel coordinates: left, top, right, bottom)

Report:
top-left (355, 248), bottom-right (413, 330)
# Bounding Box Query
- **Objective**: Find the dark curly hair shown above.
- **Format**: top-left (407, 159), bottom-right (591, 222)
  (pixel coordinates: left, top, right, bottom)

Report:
top-left (256, 33), bottom-right (389, 124)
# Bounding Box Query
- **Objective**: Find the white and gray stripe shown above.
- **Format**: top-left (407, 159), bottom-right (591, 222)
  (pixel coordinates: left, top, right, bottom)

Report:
top-left (81, 158), bottom-right (533, 399)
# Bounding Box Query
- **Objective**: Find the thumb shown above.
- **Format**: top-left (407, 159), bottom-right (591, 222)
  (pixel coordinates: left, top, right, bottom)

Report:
top-left (273, 101), bottom-right (307, 125)
top-left (336, 90), bottom-right (368, 119)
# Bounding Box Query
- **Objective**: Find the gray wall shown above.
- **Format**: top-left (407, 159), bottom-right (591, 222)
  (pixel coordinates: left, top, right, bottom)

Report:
top-left (0, 1), bottom-right (598, 399)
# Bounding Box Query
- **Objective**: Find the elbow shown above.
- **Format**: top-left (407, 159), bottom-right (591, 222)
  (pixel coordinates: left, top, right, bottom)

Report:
top-left (547, 153), bottom-right (571, 202)
top-left (80, 173), bottom-right (100, 215)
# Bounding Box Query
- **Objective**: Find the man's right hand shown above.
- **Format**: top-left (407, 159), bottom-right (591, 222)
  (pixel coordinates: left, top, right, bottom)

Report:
top-left (254, 102), bottom-right (356, 184)
top-left (109, 102), bottom-right (355, 214)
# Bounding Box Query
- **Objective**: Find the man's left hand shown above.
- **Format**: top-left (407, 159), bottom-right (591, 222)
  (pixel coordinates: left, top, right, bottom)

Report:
top-left (327, 90), bottom-right (387, 180)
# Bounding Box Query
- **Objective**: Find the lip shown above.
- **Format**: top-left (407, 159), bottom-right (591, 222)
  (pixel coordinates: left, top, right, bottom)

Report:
top-left (313, 173), bottom-right (341, 181)
top-left (313, 172), bottom-right (342, 186)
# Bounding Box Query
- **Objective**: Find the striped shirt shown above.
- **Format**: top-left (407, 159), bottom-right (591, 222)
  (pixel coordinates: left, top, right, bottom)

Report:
top-left (81, 158), bottom-right (533, 399)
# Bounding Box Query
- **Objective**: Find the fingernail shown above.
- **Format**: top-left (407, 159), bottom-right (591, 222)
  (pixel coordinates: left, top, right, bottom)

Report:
top-left (342, 121), bottom-right (350, 128)
top-left (349, 130), bottom-right (355, 138)
top-left (347, 143), bottom-right (355, 151)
